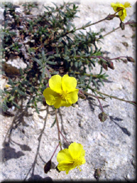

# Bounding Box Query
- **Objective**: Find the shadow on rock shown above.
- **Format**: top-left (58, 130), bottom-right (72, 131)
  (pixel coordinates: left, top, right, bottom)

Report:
top-left (27, 174), bottom-right (53, 182)
top-left (109, 115), bottom-right (131, 136)
top-left (0, 144), bottom-right (24, 162)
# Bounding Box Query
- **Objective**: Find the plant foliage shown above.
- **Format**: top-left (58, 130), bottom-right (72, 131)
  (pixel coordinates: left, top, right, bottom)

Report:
top-left (0, 2), bottom-right (135, 114)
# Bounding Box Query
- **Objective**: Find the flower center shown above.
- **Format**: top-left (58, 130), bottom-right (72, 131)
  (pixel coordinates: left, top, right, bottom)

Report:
top-left (60, 90), bottom-right (68, 100)
top-left (117, 7), bottom-right (124, 12)
top-left (72, 158), bottom-right (82, 169)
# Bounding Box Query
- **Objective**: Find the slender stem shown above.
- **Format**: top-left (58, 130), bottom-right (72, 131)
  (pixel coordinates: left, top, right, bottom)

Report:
top-left (75, 17), bottom-right (107, 31)
top-left (83, 90), bottom-right (105, 100)
top-left (55, 109), bottom-right (62, 150)
top-left (88, 86), bottom-right (136, 105)
top-left (96, 21), bottom-right (134, 42)
top-left (95, 26), bottom-right (120, 41)
top-left (59, 130), bottom-right (70, 144)
top-left (73, 71), bottom-right (104, 78)
top-left (75, 13), bottom-right (118, 32)
top-left (78, 89), bottom-right (86, 99)
top-left (50, 143), bottom-right (60, 161)
top-left (109, 56), bottom-right (127, 61)
top-left (70, 54), bottom-right (128, 63)
top-left (95, 94), bottom-right (104, 112)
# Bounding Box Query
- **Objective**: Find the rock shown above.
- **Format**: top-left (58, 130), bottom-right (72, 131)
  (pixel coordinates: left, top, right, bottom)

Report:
top-left (7, 57), bottom-right (27, 69)
top-left (0, 0), bottom-right (135, 181)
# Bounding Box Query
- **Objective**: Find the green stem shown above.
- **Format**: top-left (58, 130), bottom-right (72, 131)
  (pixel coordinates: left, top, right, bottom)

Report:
top-left (88, 86), bottom-right (136, 105)
top-left (96, 26), bottom-right (120, 41)
top-left (73, 71), bottom-right (104, 78)
top-left (75, 17), bottom-right (107, 31)
top-left (81, 90), bottom-right (105, 100)
top-left (96, 21), bottom-right (134, 42)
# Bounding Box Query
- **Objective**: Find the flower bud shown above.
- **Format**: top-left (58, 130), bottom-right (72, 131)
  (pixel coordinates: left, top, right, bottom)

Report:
top-left (98, 59), bottom-right (108, 70)
top-left (120, 22), bottom-right (125, 30)
top-left (107, 61), bottom-right (114, 70)
top-left (98, 112), bottom-right (107, 122)
top-left (105, 14), bottom-right (115, 20)
top-left (127, 56), bottom-right (135, 62)
top-left (102, 63), bottom-right (108, 70)
top-left (44, 160), bottom-right (51, 173)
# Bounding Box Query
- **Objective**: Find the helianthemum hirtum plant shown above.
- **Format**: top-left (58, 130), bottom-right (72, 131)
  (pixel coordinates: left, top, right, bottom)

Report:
top-left (0, 1), bottom-right (135, 179)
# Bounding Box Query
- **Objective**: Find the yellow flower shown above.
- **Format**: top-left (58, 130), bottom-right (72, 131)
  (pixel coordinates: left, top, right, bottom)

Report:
top-left (57, 142), bottom-right (86, 174)
top-left (111, 2), bottom-right (131, 21)
top-left (5, 84), bottom-right (10, 88)
top-left (43, 74), bottom-right (79, 108)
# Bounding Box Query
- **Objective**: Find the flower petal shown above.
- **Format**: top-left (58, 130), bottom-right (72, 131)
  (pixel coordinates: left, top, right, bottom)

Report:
top-left (118, 8), bottom-right (127, 21)
top-left (49, 75), bottom-right (62, 94)
top-left (67, 89), bottom-right (79, 104)
top-left (60, 100), bottom-right (72, 107)
top-left (62, 74), bottom-right (77, 93)
top-left (57, 163), bottom-right (74, 174)
top-left (124, 2), bottom-right (131, 8)
top-left (57, 142), bottom-right (86, 174)
top-left (43, 88), bottom-right (58, 105)
top-left (54, 97), bottom-right (62, 108)
top-left (111, 3), bottom-right (124, 12)
top-left (57, 149), bottom-right (75, 174)
top-left (69, 142), bottom-right (85, 160)
top-left (57, 149), bottom-right (73, 164)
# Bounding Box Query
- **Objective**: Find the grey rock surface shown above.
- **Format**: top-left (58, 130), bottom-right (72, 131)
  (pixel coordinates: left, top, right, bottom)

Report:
top-left (0, 0), bottom-right (136, 181)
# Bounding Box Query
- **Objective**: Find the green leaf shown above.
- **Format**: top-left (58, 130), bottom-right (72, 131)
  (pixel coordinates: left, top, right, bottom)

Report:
top-left (0, 89), bottom-right (3, 96)
top-left (75, 61), bottom-right (78, 68)
top-left (50, 118), bottom-right (56, 128)
top-left (2, 100), bottom-right (9, 112)
top-left (46, 61), bottom-right (56, 65)
top-left (8, 78), bottom-right (13, 85)
top-left (35, 105), bottom-right (39, 114)
top-left (12, 101), bottom-right (20, 109)
top-left (18, 89), bottom-right (26, 96)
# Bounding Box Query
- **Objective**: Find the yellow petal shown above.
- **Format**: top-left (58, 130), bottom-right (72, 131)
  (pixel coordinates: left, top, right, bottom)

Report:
top-left (60, 100), bottom-right (72, 107)
top-left (49, 75), bottom-right (62, 94)
top-left (111, 3), bottom-right (124, 12)
top-left (69, 142), bottom-right (85, 160)
top-left (62, 74), bottom-right (77, 93)
top-left (67, 89), bottom-right (79, 104)
top-left (54, 97), bottom-right (62, 108)
top-left (111, 2), bottom-right (117, 10)
top-left (124, 2), bottom-right (131, 8)
top-left (118, 8), bottom-right (127, 21)
top-left (81, 156), bottom-right (86, 164)
top-left (57, 163), bottom-right (74, 174)
top-left (57, 149), bottom-right (74, 173)
top-left (57, 149), bottom-right (73, 164)
top-left (43, 88), bottom-right (58, 105)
